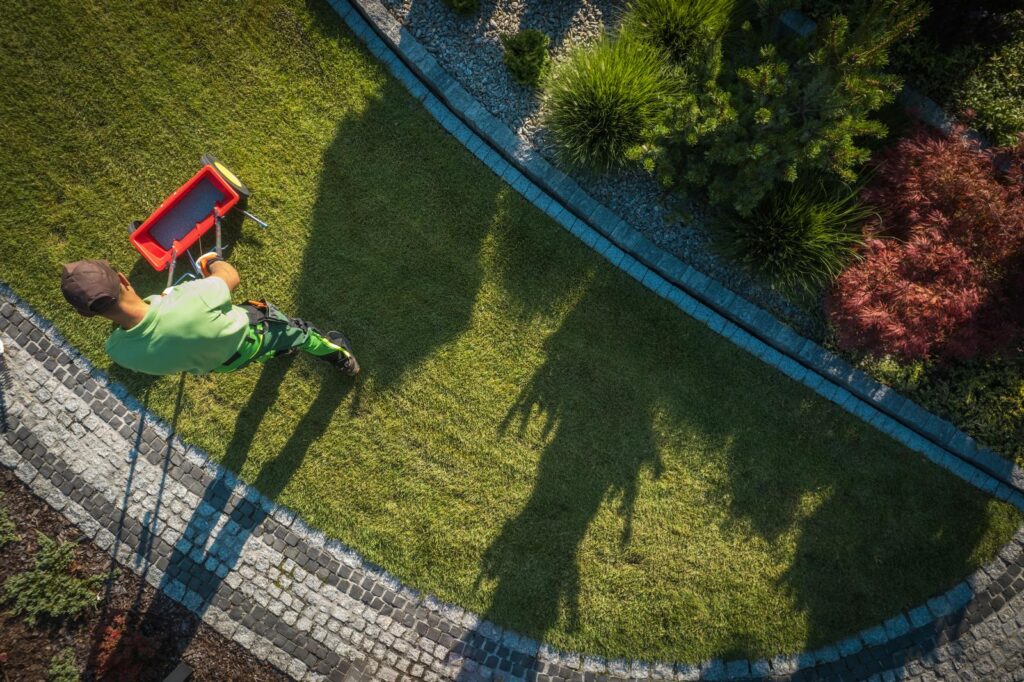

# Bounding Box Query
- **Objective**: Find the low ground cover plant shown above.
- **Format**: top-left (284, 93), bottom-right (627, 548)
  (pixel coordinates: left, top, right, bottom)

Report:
top-left (47, 649), bottom-right (79, 682)
top-left (828, 125), bottom-right (1024, 360)
top-left (2, 533), bottom-right (105, 625)
top-left (902, 6), bottom-right (1019, 96)
top-left (543, 37), bottom-right (672, 170)
top-left (955, 20), bottom-right (1024, 146)
top-left (865, 356), bottom-right (1024, 462)
top-left (868, 1), bottom-right (1024, 142)
top-left (501, 29), bottom-right (550, 87)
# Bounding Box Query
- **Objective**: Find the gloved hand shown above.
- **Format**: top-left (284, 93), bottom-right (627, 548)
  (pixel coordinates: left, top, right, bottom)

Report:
top-left (196, 251), bottom-right (225, 278)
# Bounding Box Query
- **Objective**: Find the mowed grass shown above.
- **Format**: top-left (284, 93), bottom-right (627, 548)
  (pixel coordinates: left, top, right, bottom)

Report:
top-left (0, 0), bottom-right (1019, 662)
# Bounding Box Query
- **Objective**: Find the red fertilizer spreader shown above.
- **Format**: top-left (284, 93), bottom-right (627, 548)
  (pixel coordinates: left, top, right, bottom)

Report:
top-left (129, 154), bottom-right (267, 287)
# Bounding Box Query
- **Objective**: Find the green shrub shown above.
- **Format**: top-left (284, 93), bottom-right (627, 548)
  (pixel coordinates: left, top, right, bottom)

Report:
top-left (0, 493), bottom-right (17, 547)
top-left (885, 8), bottom-right (1023, 109)
top-left (3, 533), bottom-right (105, 626)
top-left (622, 0), bottom-right (733, 71)
top-left (862, 356), bottom-right (1024, 463)
top-left (651, 0), bottom-right (927, 215)
top-left (725, 183), bottom-right (870, 293)
top-left (502, 30), bottom-right (550, 87)
top-left (543, 37), bottom-right (672, 170)
top-left (443, 0), bottom-right (478, 15)
top-left (955, 32), bottom-right (1024, 146)
top-left (47, 649), bottom-right (80, 682)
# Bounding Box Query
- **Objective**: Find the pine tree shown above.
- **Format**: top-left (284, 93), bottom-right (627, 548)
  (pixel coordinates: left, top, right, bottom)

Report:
top-left (650, 0), bottom-right (927, 215)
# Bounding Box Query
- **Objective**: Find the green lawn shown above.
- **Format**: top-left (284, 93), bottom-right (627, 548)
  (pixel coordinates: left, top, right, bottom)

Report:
top-left (0, 0), bottom-right (1019, 663)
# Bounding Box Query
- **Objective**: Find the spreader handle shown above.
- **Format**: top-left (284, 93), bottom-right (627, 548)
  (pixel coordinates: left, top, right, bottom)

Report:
top-left (214, 211), bottom-right (223, 257)
top-left (166, 247), bottom-right (178, 289)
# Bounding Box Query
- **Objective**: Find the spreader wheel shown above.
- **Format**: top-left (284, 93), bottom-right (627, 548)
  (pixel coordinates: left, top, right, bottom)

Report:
top-left (201, 153), bottom-right (251, 200)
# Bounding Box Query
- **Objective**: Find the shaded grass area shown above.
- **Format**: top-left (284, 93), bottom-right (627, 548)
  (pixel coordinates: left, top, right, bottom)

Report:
top-left (0, 0), bottom-right (1020, 662)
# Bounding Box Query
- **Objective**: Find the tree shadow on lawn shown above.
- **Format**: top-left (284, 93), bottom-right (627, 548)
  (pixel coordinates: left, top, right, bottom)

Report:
top-left (720, 403), bottom-right (994, 658)
top-left (460, 225), bottom-right (1002, 667)
top-left (477, 284), bottom-right (666, 638)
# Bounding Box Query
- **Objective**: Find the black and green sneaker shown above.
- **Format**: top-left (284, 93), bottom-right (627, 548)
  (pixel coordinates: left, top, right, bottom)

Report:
top-left (327, 331), bottom-right (360, 376)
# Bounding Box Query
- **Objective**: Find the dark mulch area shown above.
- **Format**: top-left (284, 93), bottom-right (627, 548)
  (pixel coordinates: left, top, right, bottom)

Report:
top-left (0, 467), bottom-right (291, 681)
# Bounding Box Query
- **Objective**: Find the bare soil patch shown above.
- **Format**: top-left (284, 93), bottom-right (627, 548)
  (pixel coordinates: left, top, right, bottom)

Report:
top-left (0, 468), bottom-right (291, 682)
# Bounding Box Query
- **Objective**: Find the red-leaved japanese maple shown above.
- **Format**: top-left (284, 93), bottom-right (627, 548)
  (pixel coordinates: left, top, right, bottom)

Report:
top-left (828, 125), bottom-right (1024, 360)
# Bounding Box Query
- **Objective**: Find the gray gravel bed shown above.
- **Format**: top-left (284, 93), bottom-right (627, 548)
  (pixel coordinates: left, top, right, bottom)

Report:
top-left (378, 0), bottom-right (820, 335)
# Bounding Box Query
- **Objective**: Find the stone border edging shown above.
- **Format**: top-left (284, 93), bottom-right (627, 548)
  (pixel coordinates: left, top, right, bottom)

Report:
top-left (4, 283), bottom-right (1024, 681)
top-left (331, 0), bottom-right (1024, 500)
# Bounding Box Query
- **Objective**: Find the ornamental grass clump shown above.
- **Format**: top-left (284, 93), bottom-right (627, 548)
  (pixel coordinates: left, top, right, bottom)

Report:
top-left (3, 532), bottom-right (105, 626)
top-left (622, 0), bottom-right (733, 69)
top-left (726, 183), bottom-right (870, 294)
top-left (502, 29), bottom-right (550, 87)
top-left (543, 37), bottom-right (672, 171)
top-left (827, 125), bottom-right (1024, 360)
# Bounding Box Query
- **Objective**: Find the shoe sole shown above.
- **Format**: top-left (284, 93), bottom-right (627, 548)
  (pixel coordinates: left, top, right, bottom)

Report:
top-left (327, 332), bottom-right (360, 376)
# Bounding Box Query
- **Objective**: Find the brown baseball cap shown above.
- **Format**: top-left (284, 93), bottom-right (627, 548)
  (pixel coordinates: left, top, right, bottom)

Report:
top-left (60, 260), bottom-right (121, 317)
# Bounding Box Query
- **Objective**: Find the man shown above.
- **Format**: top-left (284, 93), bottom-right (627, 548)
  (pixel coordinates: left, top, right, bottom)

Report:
top-left (59, 254), bottom-right (359, 376)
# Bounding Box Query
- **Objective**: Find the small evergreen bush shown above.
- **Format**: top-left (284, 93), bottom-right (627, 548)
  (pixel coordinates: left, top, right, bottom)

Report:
top-left (651, 0), bottom-right (927, 215)
top-left (863, 2), bottom-right (1022, 107)
top-left (47, 649), bottom-right (80, 682)
top-left (443, 0), bottom-right (478, 15)
top-left (0, 493), bottom-right (18, 547)
top-left (502, 30), bottom-right (550, 87)
top-left (955, 27), bottom-right (1024, 146)
top-left (726, 183), bottom-right (870, 293)
top-left (543, 37), bottom-right (672, 170)
top-left (3, 532), bottom-right (105, 625)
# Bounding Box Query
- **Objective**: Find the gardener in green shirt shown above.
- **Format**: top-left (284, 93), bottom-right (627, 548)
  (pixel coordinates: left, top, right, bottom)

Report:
top-left (59, 256), bottom-right (359, 376)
